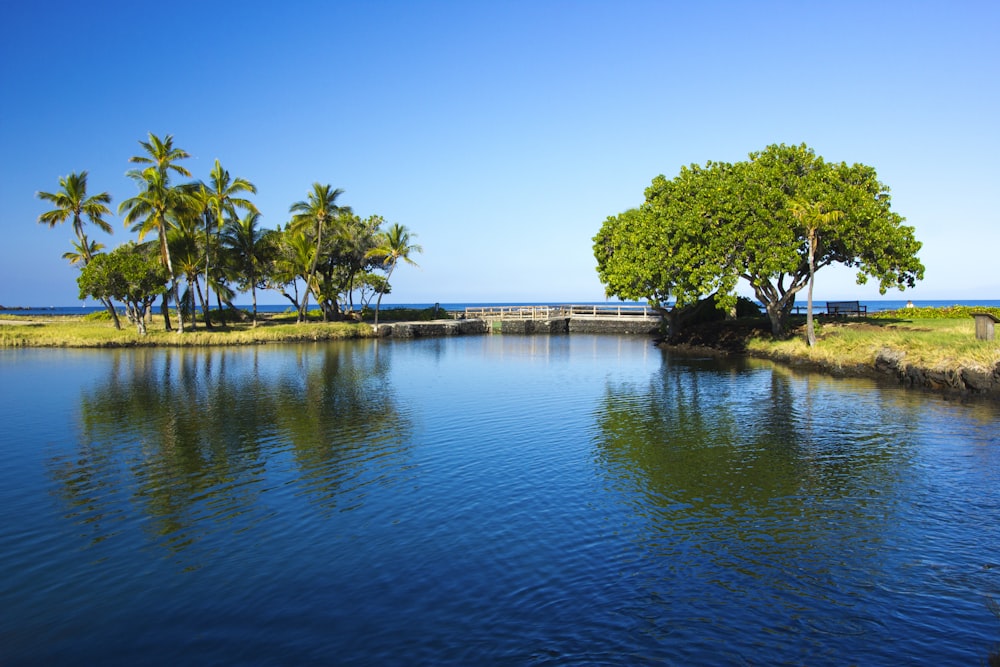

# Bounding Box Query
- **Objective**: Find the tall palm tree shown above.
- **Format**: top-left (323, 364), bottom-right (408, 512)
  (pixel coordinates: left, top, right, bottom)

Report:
top-left (121, 133), bottom-right (192, 332)
top-left (270, 228), bottom-right (315, 322)
top-left (127, 133), bottom-right (191, 182)
top-left (201, 160), bottom-right (257, 327)
top-left (367, 223), bottom-right (422, 329)
top-left (289, 183), bottom-right (350, 321)
top-left (120, 167), bottom-right (193, 332)
top-left (36, 171), bottom-right (121, 329)
top-left (789, 199), bottom-right (844, 347)
top-left (221, 211), bottom-right (272, 326)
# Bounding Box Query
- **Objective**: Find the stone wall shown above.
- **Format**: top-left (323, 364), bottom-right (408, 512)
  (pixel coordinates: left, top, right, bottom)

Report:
top-left (376, 319), bottom-right (487, 338)
top-left (376, 316), bottom-right (661, 338)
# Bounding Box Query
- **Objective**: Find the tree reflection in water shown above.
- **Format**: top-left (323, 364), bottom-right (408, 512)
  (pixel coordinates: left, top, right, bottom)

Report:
top-left (590, 352), bottom-right (925, 642)
top-left (49, 342), bottom-right (411, 559)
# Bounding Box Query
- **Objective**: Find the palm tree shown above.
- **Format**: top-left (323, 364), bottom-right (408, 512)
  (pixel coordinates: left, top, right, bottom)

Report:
top-left (120, 167), bottom-right (193, 332)
top-left (270, 228), bottom-right (315, 322)
top-left (289, 183), bottom-right (351, 321)
top-left (63, 238), bottom-right (105, 266)
top-left (789, 199), bottom-right (844, 347)
top-left (201, 160), bottom-right (257, 326)
top-left (36, 171), bottom-right (121, 329)
top-left (367, 223), bottom-right (422, 329)
top-left (221, 211), bottom-right (272, 326)
top-left (128, 133), bottom-right (191, 181)
top-left (121, 133), bottom-right (192, 332)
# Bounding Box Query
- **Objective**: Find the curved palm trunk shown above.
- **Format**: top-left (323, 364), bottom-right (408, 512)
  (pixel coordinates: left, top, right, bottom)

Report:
top-left (203, 213), bottom-right (214, 329)
top-left (306, 218), bottom-right (323, 317)
top-left (250, 283), bottom-right (259, 327)
top-left (193, 274), bottom-right (212, 331)
top-left (160, 228), bottom-right (184, 334)
top-left (160, 294), bottom-right (172, 331)
top-left (373, 263), bottom-right (396, 330)
top-left (806, 229), bottom-right (818, 347)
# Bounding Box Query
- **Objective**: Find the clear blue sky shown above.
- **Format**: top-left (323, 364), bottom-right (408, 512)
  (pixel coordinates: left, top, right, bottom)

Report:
top-left (2, 0), bottom-right (998, 307)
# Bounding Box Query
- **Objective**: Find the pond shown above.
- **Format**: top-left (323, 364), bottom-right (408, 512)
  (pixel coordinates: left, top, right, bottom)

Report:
top-left (1, 335), bottom-right (998, 665)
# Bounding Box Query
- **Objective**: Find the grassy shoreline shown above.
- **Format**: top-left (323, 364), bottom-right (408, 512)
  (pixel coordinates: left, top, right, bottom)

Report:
top-left (4, 306), bottom-right (1000, 395)
top-left (0, 312), bottom-right (373, 347)
top-left (666, 307), bottom-right (1000, 396)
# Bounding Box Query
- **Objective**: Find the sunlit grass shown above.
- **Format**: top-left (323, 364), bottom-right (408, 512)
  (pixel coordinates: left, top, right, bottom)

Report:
top-left (747, 315), bottom-right (1000, 372)
top-left (0, 314), bottom-right (370, 347)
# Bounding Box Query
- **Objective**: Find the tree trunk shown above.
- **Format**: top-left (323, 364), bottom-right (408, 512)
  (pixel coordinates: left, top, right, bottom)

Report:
top-left (101, 297), bottom-right (122, 330)
top-left (171, 279), bottom-right (185, 333)
top-left (160, 293), bottom-right (172, 331)
top-left (203, 213), bottom-right (214, 329)
top-left (194, 275), bottom-right (212, 331)
top-left (251, 284), bottom-right (258, 327)
top-left (806, 230), bottom-right (817, 347)
top-left (764, 300), bottom-right (787, 336)
top-left (374, 264), bottom-right (395, 330)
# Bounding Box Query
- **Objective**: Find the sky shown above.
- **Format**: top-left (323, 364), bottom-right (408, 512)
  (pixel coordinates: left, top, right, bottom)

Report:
top-left (2, 0), bottom-right (998, 307)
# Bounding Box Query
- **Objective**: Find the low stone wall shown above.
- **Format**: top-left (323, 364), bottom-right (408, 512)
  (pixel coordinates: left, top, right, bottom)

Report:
top-left (376, 316), bottom-right (661, 338)
top-left (568, 318), bottom-right (661, 335)
top-left (376, 319), bottom-right (487, 338)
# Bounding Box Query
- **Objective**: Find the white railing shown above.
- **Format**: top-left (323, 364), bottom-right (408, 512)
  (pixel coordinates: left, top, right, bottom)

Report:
top-left (464, 304), bottom-right (658, 320)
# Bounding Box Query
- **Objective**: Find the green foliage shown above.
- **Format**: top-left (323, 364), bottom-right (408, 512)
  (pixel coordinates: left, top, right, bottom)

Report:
top-left (77, 242), bottom-right (169, 334)
top-left (595, 143), bottom-right (924, 336)
top-left (83, 310), bottom-right (113, 322)
top-left (871, 305), bottom-right (1000, 320)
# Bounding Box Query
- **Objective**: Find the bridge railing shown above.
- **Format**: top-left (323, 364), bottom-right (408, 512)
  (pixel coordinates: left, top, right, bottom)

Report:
top-left (464, 304), bottom-right (659, 320)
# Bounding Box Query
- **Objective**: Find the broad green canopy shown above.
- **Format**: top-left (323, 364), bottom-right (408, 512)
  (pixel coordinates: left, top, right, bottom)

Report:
top-left (594, 143), bottom-right (924, 335)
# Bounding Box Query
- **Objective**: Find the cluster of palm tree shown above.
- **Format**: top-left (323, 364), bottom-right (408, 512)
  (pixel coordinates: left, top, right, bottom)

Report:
top-left (36, 133), bottom-right (421, 331)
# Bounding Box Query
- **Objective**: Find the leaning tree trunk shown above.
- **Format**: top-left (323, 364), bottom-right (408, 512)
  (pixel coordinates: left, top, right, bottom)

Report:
top-left (160, 293), bottom-right (172, 331)
top-left (101, 297), bottom-right (122, 330)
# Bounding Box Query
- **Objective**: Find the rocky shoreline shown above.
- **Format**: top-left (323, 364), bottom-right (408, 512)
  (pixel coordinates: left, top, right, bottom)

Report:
top-left (662, 320), bottom-right (1000, 398)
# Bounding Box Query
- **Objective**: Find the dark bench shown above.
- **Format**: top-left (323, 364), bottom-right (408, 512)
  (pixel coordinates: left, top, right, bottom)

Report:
top-left (826, 301), bottom-right (867, 317)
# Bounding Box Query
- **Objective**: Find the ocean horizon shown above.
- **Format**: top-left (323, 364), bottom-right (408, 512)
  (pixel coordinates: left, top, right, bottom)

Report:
top-left (3, 299), bottom-right (1000, 317)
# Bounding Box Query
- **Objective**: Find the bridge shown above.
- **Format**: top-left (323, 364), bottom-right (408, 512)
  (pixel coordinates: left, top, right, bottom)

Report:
top-left (463, 304), bottom-right (659, 321)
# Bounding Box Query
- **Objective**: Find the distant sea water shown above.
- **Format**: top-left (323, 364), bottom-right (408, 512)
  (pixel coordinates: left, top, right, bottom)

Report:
top-left (3, 300), bottom-right (1000, 317)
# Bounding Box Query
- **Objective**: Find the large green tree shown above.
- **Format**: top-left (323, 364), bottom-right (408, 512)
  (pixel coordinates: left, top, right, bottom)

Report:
top-left (595, 144), bottom-right (924, 336)
top-left (36, 171), bottom-right (122, 329)
top-left (77, 242), bottom-right (168, 335)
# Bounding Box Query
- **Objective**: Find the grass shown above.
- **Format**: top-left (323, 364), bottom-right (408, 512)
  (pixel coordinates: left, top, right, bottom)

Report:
top-left (746, 308), bottom-right (1000, 373)
top-left (0, 312), bottom-right (371, 348)
top-left (3, 306), bottom-right (999, 378)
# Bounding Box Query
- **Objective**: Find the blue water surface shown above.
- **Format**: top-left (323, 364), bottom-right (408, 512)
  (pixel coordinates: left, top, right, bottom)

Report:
top-left (1, 336), bottom-right (998, 665)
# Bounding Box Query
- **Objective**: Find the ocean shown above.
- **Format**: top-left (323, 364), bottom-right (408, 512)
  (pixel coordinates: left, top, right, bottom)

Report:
top-left (3, 299), bottom-right (1000, 317)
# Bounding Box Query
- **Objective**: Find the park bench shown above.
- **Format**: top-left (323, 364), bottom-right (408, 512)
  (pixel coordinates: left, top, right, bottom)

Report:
top-left (826, 301), bottom-right (867, 317)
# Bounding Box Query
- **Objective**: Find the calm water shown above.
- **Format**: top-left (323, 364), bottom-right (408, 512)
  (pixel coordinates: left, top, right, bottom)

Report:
top-left (1, 335), bottom-right (998, 665)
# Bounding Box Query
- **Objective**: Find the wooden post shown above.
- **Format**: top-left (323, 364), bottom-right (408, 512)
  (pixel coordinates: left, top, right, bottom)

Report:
top-left (971, 312), bottom-right (999, 341)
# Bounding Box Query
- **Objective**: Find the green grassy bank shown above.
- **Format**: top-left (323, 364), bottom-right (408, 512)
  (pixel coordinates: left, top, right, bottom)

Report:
top-left (0, 306), bottom-right (457, 348)
top-left (747, 307), bottom-right (1000, 372)
top-left (0, 312), bottom-right (369, 347)
top-left (668, 305), bottom-right (1000, 395)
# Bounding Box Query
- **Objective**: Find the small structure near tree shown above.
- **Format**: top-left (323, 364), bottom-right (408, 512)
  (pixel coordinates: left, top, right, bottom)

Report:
top-left (971, 312), bottom-right (999, 341)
